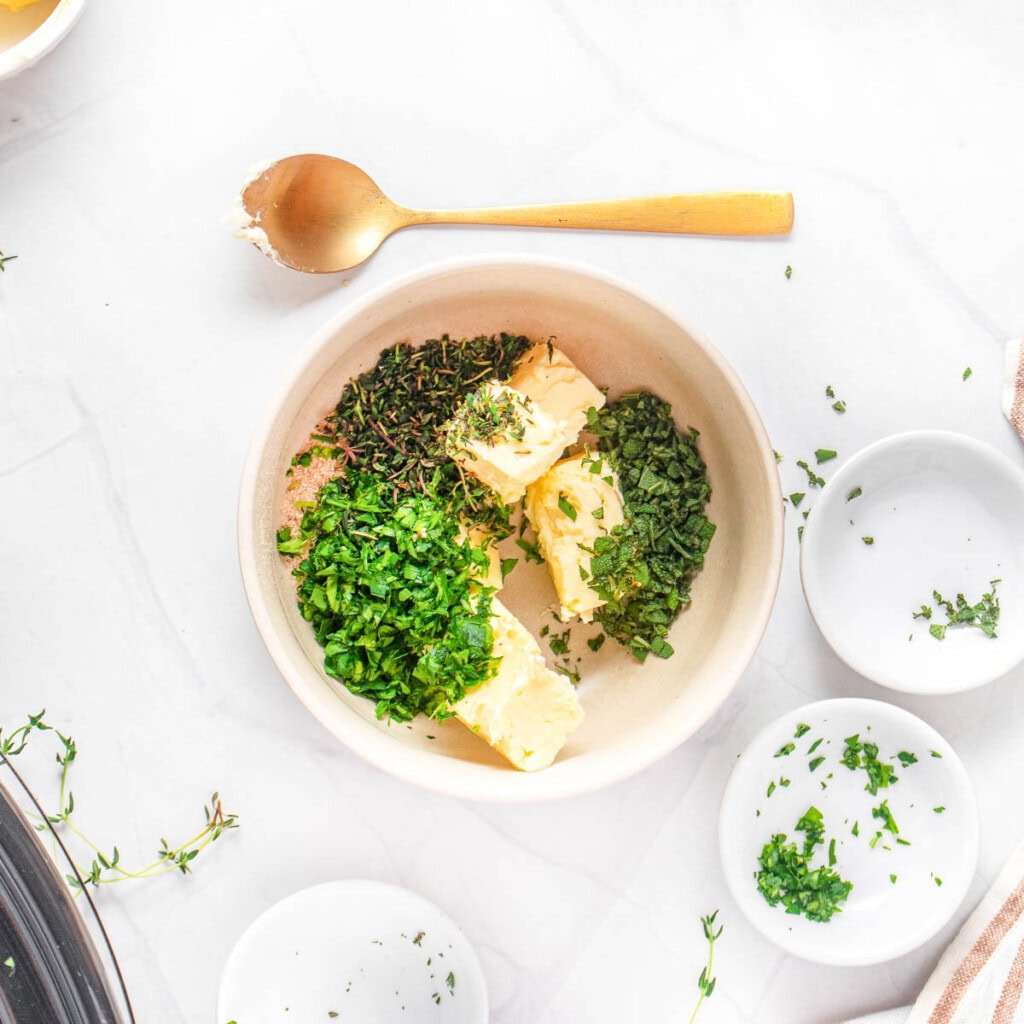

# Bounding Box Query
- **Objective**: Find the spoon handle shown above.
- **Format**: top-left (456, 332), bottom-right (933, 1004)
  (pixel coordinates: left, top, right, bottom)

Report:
top-left (408, 191), bottom-right (793, 236)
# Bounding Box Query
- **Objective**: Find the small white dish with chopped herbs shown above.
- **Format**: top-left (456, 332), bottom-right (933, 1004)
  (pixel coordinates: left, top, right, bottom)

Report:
top-left (801, 430), bottom-right (1024, 695)
top-left (719, 698), bottom-right (978, 966)
top-left (218, 880), bottom-right (488, 1024)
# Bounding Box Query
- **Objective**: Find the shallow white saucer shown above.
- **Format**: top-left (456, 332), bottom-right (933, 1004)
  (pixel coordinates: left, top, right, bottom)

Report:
top-left (218, 880), bottom-right (488, 1024)
top-left (719, 698), bottom-right (978, 966)
top-left (801, 431), bottom-right (1024, 694)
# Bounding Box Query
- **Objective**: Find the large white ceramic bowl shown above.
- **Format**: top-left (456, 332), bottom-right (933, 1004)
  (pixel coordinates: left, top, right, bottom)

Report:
top-left (239, 255), bottom-right (783, 801)
top-left (0, 0), bottom-right (85, 81)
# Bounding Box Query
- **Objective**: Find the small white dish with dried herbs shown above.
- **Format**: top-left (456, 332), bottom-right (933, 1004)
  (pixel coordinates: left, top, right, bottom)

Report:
top-left (801, 430), bottom-right (1024, 694)
top-left (719, 698), bottom-right (978, 966)
top-left (218, 880), bottom-right (488, 1024)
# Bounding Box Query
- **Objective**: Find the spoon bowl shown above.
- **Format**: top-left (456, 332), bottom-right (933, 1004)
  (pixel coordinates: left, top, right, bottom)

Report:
top-left (236, 154), bottom-right (794, 273)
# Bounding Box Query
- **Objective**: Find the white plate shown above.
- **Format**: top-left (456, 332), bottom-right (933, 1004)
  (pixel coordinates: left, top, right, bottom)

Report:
top-left (720, 698), bottom-right (978, 966)
top-left (218, 880), bottom-right (488, 1024)
top-left (801, 431), bottom-right (1024, 694)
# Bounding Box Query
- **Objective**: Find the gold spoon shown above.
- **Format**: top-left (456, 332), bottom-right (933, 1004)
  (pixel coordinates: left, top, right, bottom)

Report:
top-left (237, 154), bottom-right (794, 274)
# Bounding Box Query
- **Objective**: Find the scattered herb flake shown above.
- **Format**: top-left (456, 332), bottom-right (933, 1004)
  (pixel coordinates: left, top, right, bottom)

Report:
top-left (915, 580), bottom-right (1001, 640)
top-left (557, 492), bottom-right (578, 522)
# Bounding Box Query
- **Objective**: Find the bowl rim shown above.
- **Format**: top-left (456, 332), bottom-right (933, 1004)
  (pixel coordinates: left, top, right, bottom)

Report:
top-left (718, 696), bottom-right (980, 966)
top-left (0, 0), bottom-right (86, 82)
top-left (799, 429), bottom-right (1024, 695)
top-left (238, 253), bottom-right (784, 801)
top-left (216, 879), bottom-right (489, 1023)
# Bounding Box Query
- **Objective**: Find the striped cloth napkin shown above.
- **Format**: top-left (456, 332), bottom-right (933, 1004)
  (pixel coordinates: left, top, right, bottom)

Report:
top-left (1004, 340), bottom-right (1024, 441)
top-left (844, 838), bottom-right (1024, 1024)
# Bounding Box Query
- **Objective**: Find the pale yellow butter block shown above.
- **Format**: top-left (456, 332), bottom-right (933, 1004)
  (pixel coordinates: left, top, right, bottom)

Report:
top-left (507, 343), bottom-right (606, 438)
top-left (454, 599), bottom-right (584, 772)
top-left (445, 382), bottom-right (572, 505)
top-left (525, 453), bottom-right (625, 623)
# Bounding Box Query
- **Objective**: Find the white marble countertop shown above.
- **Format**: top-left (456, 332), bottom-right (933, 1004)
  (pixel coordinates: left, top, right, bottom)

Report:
top-left (2, 2), bottom-right (1023, 1022)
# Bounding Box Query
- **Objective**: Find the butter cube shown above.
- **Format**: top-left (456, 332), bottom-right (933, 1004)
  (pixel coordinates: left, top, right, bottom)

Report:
top-left (445, 382), bottom-right (572, 505)
top-left (507, 343), bottom-right (606, 438)
top-left (454, 599), bottom-right (584, 772)
top-left (525, 453), bottom-right (625, 623)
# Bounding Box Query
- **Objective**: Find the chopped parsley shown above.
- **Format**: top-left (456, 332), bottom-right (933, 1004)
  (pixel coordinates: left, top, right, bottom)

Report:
top-left (815, 449), bottom-right (838, 464)
top-left (785, 265), bottom-right (793, 279)
top-left (281, 473), bottom-right (496, 721)
top-left (962, 367), bottom-right (972, 381)
top-left (872, 799), bottom-right (899, 835)
top-left (789, 492), bottom-right (806, 507)
top-left (846, 486), bottom-right (862, 502)
top-left (840, 734), bottom-right (900, 795)
top-left (794, 723), bottom-right (811, 738)
top-left (557, 492), bottom-right (578, 522)
top-left (0, 252), bottom-right (17, 272)
top-left (756, 806), bottom-right (853, 923)
top-left (862, 536), bottom-right (874, 546)
top-left (775, 743), bottom-right (795, 758)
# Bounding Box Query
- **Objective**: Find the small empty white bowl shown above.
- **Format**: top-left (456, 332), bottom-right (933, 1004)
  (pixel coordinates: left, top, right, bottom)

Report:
top-left (801, 431), bottom-right (1024, 694)
top-left (218, 880), bottom-right (488, 1024)
top-left (719, 698), bottom-right (978, 966)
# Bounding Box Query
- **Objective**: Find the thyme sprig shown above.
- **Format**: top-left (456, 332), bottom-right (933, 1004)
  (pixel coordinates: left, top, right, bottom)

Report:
top-left (0, 711), bottom-right (237, 893)
top-left (687, 911), bottom-right (722, 1024)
